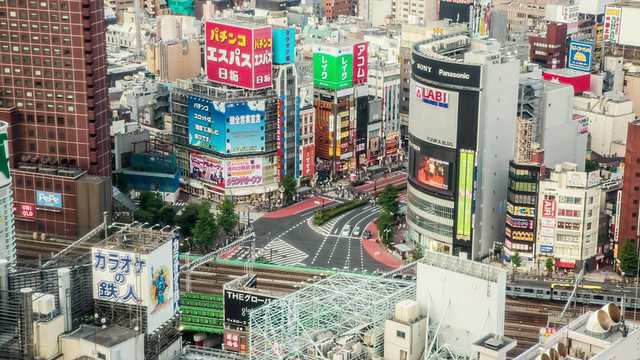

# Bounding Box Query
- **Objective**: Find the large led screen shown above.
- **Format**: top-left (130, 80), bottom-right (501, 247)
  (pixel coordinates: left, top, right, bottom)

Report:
top-left (417, 154), bottom-right (451, 190)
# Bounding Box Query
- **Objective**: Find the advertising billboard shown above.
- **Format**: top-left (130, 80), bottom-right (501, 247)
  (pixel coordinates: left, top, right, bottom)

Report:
top-left (456, 150), bottom-right (474, 239)
top-left (587, 171), bottom-right (601, 187)
top-left (417, 154), bottom-right (451, 190)
top-left (352, 42), bottom-right (369, 85)
top-left (409, 82), bottom-right (459, 149)
top-left (224, 289), bottom-right (275, 326)
top-left (92, 240), bottom-right (178, 334)
top-left (276, 96), bottom-right (285, 181)
top-left (507, 215), bottom-right (534, 230)
top-left (205, 22), bottom-right (272, 90)
top-left (190, 151), bottom-right (226, 188)
top-left (542, 200), bottom-right (556, 219)
top-left (565, 171), bottom-right (587, 187)
top-left (273, 27), bottom-right (295, 65)
top-left (225, 158), bottom-right (263, 188)
top-left (439, 0), bottom-right (472, 23)
top-left (603, 6), bottom-right (621, 42)
top-left (416, 85), bottom-right (450, 108)
top-left (568, 41), bottom-right (593, 73)
top-left (507, 203), bottom-right (535, 217)
top-left (226, 101), bottom-right (266, 154)
top-left (0, 123), bottom-right (10, 188)
top-left (385, 132), bottom-right (400, 156)
top-left (412, 51), bottom-right (482, 88)
top-left (224, 329), bottom-right (248, 353)
top-left (313, 45), bottom-right (353, 90)
top-left (542, 71), bottom-right (590, 93)
top-left (16, 203), bottom-right (35, 218)
top-left (301, 144), bottom-right (315, 177)
top-left (36, 191), bottom-right (62, 208)
top-left (188, 95), bottom-right (225, 153)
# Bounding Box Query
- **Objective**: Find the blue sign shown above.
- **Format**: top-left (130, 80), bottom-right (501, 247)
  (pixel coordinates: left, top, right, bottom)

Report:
top-left (540, 245), bottom-right (554, 254)
top-left (36, 191), bottom-right (62, 208)
top-left (226, 101), bottom-right (265, 154)
top-left (568, 41), bottom-right (593, 73)
top-left (188, 95), bottom-right (225, 153)
top-left (273, 28), bottom-right (295, 65)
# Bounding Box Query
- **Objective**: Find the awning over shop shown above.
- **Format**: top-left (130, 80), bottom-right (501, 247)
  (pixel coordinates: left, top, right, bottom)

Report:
top-left (368, 165), bottom-right (382, 172)
top-left (555, 261), bottom-right (575, 269)
top-left (296, 186), bottom-right (312, 194)
top-left (393, 244), bottom-right (413, 253)
top-left (596, 254), bottom-right (605, 260)
top-left (179, 177), bottom-right (187, 184)
top-left (190, 181), bottom-right (203, 190)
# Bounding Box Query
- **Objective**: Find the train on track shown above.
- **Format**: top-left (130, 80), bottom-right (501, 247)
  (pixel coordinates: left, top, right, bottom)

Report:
top-left (507, 282), bottom-right (640, 308)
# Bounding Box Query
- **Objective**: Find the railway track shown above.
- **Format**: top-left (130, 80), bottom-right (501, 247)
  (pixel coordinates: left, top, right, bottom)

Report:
top-left (15, 237), bottom-right (92, 266)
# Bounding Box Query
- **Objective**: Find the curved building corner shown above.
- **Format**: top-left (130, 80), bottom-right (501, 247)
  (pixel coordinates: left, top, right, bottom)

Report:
top-left (407, 34), bottom-right (520, 260)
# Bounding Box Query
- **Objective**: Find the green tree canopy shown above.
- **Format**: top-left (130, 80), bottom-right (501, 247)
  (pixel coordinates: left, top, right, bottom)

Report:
top-left (133, 209), bottom-right (155, 225)
top-left (218, 197), bottom-right (239, 236)
top-left (281, 174), bottom-right (297, 204)
top-left (619, 241), bottom-right (639, 277)
top-left (159, 206), bottom-right (176, 226)
top-left (413, 244), bottom-right (424, 261)
top-left (585, 159), bottom-right (598, 173)
top-left (376, 210), bottom-right (395, 246)
top-left (139, 191), bottom-right (163, 212)
top-left (377, 184), bottom-right (400, 216)
top-left (511, 251), bottom-right (523, 274)
top-left (545, 256), bottom-right (555, 275)
top-left (193, 207), bottom-right (219, 252)
top-left (175, 203), bottom-right (203, 237)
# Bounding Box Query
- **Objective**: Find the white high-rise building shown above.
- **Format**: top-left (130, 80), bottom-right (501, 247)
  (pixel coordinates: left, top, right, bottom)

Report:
top-left (392, 0), bottom-right (438, 25)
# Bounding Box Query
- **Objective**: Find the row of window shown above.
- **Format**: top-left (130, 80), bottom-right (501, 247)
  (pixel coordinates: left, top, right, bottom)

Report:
top-left (0, 21), bottom-right (72, 33)
top-left (508, 179), bottom-right (537, 193)
top-left (407, 208), bottom-right (453, 239)
top-left (16, 114), bottom-right (75, 126)
top-left (24, 142), bottom-right (69, 154)
top-left (1, 87), bottom-right (76, 101)
top-left (15, 177), bottom-right (72, 192)
top-left (0, 0), bottom-right (68, 9)
top-left (407, 191), bottom-right (454, 220)
top-left (1, 44), bottom-right (73, 56)
top-left (508, 192), bottom-right (536, 205)
top-left (0, 99), bottom-right (76, 111)
top-left (3, 10), bottom-right (71, 21)
top-left (508, 166), bottom-right (538, 180)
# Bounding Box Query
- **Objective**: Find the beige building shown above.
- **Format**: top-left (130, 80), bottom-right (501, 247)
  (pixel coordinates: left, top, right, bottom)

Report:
top-left (624, 72), bottom-right (640, 117)
top-left (492, 0), bottom-right (546, 30)
top-left (392, 0), bottom-right (438, 25)
top-left (146, 39), bottom-right (201, 82)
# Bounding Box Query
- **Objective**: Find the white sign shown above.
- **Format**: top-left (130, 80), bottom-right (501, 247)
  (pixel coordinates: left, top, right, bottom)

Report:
top-left (92, 248), bottom-right (149, 306)
top-left (587, 171), bottom-right (601, 187)
top-left (565, 171), bottom-right (587, 188)
top-left (225, 157), bottom-right (263, 188)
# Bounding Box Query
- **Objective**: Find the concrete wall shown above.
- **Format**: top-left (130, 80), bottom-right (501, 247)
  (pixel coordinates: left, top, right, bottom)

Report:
top-left (474, 59), bottom-right (520, 258)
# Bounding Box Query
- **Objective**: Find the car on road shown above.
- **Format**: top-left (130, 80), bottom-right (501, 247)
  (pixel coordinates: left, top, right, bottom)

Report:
top-left (341, 224), bottom-right (351, 236)
top-left (352, 225), bottom-right (361, 236)
top-left (363, 230), bottom-right (372, 239)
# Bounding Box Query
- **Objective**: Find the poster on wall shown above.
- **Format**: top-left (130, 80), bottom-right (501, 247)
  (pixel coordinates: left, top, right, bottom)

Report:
top-left (226, 101), bottom-right (266, 154)
top-left (190, 151), bottom-right (226, 188)
top-left (225, 158), bottom-right (263, 188)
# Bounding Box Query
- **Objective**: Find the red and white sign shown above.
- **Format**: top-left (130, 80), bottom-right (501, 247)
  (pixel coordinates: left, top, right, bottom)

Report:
top-left (352, 42), bottom-right (368, 85)
top-left (603, 6), bottom-right (621, 42)
top-left (543, 71), bottom-right (590, 93)
top-left (542, 200), bottom-right (556, 219)
top-left (276, 97), bottom-right (284, 181)
top-left (205, 22), bottom-right (273, 90)
top-left (416, 86), bottom-right (449, 108)
top-left (301, 144), bottom-right (315, 177)
top-left (16, 203), bottom-right (35, 219)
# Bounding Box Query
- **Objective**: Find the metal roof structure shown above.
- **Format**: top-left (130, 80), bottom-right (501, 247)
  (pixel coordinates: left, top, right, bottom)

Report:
top-left (249, 272), bottom-right (416, 359)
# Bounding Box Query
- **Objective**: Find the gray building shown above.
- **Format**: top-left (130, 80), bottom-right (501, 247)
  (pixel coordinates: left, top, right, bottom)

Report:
top-left (407, 35), bottom-right (519, 259)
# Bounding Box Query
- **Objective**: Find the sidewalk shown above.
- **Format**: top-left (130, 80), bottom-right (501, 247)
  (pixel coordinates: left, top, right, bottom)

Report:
top-left (361, 220), bottom-right (404, 269)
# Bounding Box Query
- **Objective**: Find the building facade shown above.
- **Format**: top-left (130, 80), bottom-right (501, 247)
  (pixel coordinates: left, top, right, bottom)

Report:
top-left (617, 120), bottom-right (640, 259)
top-left (528, 23), bottom-right (567, 70)
top-left (407, 35), bottom-right (519, 259)
top-left (0, 0), bottom-right (112, 237)
top-left (172, 79), bottom-right (280, 202)
top-left (273, 63), bottom-right (300, 180)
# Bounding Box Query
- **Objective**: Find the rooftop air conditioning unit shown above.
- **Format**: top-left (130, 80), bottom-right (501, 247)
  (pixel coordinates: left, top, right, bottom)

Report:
top-left (32, 293), bottom-right (56, 316)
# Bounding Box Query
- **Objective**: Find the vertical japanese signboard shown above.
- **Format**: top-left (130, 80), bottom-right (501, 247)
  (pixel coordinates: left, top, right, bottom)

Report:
top-left (313, 45), bottom-right (353, 90)
top-left (273, 27), bottom-right (295, 64)
top-left (276, 96), bottom-right (285, 181)
top-left (456, 150), bottom-right (474, 239)
top-left (301, 144), bottom-right (315, 177)
top-left (352, 42), bottom-right (368, 85)
top-left (205, 22), bottom-right (273, 90)
top-left (603, 6), bottom-right (621, 42)
top-left (539, 200), bottom-right (556, 254)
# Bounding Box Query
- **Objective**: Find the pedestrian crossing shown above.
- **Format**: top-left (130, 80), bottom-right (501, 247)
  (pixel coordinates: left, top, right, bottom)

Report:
top-left (398, 193), bottom-right (407, 203)
top-left (173, 201), bottom-right (186, 207)
top-left (258, 238), bottom-right (308, 266)
top-left (307, 215), bottom-right (345, 236)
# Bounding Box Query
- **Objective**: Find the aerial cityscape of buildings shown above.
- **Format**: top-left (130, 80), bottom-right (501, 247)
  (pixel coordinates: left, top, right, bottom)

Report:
top-left (1, 0), bottom-right (640, 359)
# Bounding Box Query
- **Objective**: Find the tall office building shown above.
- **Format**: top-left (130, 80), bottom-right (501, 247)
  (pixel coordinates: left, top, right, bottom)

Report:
top-left (617, 120), bottom-right (640, 256)
top-left (0, 0), bottom-right (112, 237)
top-left (407, 34), bottom-right (519, 259)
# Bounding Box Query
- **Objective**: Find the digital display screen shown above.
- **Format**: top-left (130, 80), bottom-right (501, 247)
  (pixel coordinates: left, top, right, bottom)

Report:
top-left (417, 154), bottom-right (451, 190)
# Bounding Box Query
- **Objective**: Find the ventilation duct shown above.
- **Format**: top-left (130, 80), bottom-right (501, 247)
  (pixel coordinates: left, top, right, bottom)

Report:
top-left (554, 343), bottom-right (567, 358)
top-left (586, 309), bottom-right (611, 335)
top-left (60, 158), bottom-right (69, 167)
top-left (40, 156), bottom-right (49, 164)
top-left (21, 154), bottom-right (30, 162)
top-left (48, 157), bottom-right (57, 165)
top-left (601, 303), bottom-right (621, 326)
top-left (29, 155), bottom-right (39, 163)
top-left (68, 159), bottom-right (77, 167)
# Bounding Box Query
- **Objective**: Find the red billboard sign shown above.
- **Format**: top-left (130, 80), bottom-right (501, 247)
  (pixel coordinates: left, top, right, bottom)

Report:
top-left (276, 96), bottom-right (285, 181)
top-left (543, 71), bottom-right (590, 93)
top-left (542, 200), bottom-right (556, 219)
top-left (15, 203), bottom-right (35, 219)
top-left (205, 22), bottom-right (273, 90)
top-left (352, 42), bottom-right (368, 85)
top-left (301, 144), bottom-right (315, 177)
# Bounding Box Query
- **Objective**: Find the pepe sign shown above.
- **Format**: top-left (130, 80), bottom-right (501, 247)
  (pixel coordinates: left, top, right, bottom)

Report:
top-left (37, 191), bottom-right (63, 208)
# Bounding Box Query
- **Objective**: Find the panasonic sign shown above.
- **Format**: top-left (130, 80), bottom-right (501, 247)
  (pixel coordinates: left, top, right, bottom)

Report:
top-left (412, 51), bottom-right (481, 88)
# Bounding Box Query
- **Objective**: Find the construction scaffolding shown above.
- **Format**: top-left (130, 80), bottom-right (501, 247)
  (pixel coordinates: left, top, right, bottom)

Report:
top-left (249, 273), bottom-right (416, 359)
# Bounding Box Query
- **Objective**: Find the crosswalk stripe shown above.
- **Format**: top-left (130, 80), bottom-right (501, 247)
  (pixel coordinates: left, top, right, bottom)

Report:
top-left (259, 238), bottom-right (308, 266)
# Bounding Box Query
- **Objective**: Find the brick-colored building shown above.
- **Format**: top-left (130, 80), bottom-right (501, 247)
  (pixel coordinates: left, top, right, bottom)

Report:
top-left (528, 22), bottom-right (567, 70)
top-left (617, 120), bottom-right (640, 257)
top-left (0, 0), bottom-right (112, 238)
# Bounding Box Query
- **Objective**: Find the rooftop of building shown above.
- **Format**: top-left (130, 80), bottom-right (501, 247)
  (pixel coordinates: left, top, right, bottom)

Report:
top-left (94, 226), bottom-right (178, 255)
top-left (66, 324), bottom-right (138, 348)
top-left (206, 17), bottom-right (271, 29)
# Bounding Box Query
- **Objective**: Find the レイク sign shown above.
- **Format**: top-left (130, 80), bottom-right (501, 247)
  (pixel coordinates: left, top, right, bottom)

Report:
top-left (36, 191), bottom-right (62, 208)
top-left (416, 86), bottom-right (449, 108)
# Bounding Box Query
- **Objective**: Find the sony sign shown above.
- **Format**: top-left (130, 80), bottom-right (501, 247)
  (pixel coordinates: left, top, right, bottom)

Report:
top-left (412, 50), bottom-right (481, 88)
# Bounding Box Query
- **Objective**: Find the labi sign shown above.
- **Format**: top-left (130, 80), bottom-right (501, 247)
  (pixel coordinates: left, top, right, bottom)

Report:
top-left (36, 191), bottom-right (63, 208)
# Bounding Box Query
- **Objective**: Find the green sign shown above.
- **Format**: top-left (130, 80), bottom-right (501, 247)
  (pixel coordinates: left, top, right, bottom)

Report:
top-left (456, 151), bottom-right (474, 239)
top-left (313, 53), bottom-right (353, 90)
